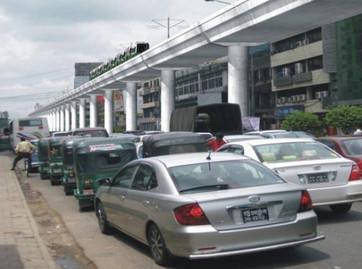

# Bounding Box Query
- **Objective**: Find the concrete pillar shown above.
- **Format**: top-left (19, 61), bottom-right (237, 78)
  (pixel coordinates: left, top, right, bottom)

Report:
top-left (55, 111), bottom-right (58, 131)
top-left (89, 94), bottom-right (97, 128)
top-left (104, 90), bottom-right (113, 134)
top-left (65, 103), bottom-right (70, 131)
top-left (160, 70), bottom-right (175, 132)
top-left (50, 112), bottom-right (54, 132)
top-left (78, 98), bottom-right (86, 128)
top-left (125, 82), bottom-right (137, 131)
top-left (60, 106), bottom-right (65, 132)
top-left (71, 101), bottom-right (77, 130)
top-left (228, 45), bottom-right (248, 118)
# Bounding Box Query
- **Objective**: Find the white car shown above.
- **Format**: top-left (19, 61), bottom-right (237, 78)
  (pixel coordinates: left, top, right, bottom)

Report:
top-left (217, 138), bottom-right (362, 213)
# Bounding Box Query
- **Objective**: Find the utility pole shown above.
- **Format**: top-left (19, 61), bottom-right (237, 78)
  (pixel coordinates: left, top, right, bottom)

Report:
top-left (150, 17), bottom-right (186, 38)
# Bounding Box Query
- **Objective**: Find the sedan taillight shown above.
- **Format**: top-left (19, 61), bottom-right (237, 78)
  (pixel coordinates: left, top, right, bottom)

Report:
top-left (298, 190), bottom-right (313, 212)
top-left (349, 163), bottom-right (361, 181)
top-left (174, 203), bottom-right (209, 225)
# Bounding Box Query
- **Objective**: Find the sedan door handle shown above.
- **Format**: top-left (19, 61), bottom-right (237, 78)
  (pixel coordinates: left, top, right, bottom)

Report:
top-left (119, 195), bottom-right (126, 201)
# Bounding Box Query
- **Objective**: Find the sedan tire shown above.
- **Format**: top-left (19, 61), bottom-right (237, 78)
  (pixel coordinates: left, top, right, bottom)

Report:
top-left (330, 203), bottom-right (352, 214)
top-left (147, 224), bottom-right (174, 266)
top-left (96, 202), bottom-right (113, 235)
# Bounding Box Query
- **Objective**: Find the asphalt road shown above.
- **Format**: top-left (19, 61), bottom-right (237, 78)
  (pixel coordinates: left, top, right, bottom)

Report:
top-left (26, 173), bottom-right (362, 269)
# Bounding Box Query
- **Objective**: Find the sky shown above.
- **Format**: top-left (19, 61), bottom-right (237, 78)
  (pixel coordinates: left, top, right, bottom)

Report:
top-left (0, 0), bottom-right (223, 119)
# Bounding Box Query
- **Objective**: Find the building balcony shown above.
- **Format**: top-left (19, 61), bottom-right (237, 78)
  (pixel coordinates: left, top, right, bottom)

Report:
top-left (142, 101), bottom-right (159, 109)
top-left (273, 76), bottom-right (292, 87)
top-left (271, 41), bottom-right (323, 67)
top-left (138, 117), bottom-right (159, 124)
top-left (272, 69), bottom-right (330, 92)
top-left (293, 71), bottom-right (312, 84)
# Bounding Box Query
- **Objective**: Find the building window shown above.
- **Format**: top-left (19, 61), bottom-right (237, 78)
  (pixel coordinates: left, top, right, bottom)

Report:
top-left (308, 56), bottom-right (323, 71)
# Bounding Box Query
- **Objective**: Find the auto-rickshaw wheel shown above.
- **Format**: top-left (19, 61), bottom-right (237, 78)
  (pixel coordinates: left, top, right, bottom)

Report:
top-left (95, 201), bottom-right (113, 234)
top-left (40, 172), bottom-right (48, 180)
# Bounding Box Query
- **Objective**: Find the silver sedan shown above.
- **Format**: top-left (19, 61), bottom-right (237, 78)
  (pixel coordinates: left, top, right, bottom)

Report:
top-left (95, 153), bottom-right (324, 265)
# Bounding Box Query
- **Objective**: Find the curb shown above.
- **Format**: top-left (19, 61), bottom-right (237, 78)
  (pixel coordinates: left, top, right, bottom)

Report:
top-left (13, 169), bottom-right (59, 269)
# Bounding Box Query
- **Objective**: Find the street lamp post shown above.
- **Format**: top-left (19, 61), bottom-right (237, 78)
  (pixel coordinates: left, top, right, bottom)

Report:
top-left (150, 17), bottom-right (187, 39)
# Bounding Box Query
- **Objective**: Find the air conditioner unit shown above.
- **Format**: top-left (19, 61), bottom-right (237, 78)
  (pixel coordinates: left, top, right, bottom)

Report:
top-left (293, 96), bottom-right (299, 103)
top-left (315, 92), bottom-right (322, 99)
top-left (287, 97), bottom-right (292, 103)
top-left (299, 94), bottom-right (306, 101)
top-left (277, 98), bottom-right (281, 105)
top-left (321, 91), bottom-right (328, 98)
top-left (280, 97), bottom-right (286, 104)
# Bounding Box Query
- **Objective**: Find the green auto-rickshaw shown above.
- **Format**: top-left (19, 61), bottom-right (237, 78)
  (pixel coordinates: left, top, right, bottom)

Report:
top-left (73, 137), bottom-right (137, 211)
top-left (61, 136), bottom-right (82, 195)
top-left (38, 137), bottom-right (51, 179)
top-left (48, 136), bottom-right (66, 185)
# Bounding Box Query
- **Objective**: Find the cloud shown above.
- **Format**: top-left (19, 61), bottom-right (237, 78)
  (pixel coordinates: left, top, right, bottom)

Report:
top-left (0, 1), bottom-right (222, 118)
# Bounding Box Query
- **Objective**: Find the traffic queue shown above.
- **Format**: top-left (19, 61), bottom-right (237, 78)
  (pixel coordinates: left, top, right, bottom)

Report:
top-left (24, 127), bottom-right (362, 266)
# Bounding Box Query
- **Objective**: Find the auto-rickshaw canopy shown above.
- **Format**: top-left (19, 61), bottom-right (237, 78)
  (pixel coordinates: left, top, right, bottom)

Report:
top-left (74, 137), bottom-right (137, 174)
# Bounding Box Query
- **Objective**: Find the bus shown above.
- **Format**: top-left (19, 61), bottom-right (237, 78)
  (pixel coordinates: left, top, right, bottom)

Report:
top-left (170, 103), bottom-right (242, 135)
top-left (9, 117), bottom-right (50, 149)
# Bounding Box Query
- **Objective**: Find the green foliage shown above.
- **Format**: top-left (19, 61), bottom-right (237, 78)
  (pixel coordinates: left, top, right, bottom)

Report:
top-left (281, 111), bottom-right (322, 134)
top-left (325, 105), bottom-right (362, 134)
top-left (113, 126), bottom-right (125, 133)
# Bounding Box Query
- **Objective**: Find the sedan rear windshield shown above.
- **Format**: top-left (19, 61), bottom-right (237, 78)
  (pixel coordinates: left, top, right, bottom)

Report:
top-left (254, 142), bottom-right (338, 163)
top-left (169, 160), bottom-right (284, 194)
top-left (342, 139), bottom-right (362, 156)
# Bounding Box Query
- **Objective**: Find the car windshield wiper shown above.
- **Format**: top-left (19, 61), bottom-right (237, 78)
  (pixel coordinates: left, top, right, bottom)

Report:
top-left (179, 184), bottom-right (229, 193)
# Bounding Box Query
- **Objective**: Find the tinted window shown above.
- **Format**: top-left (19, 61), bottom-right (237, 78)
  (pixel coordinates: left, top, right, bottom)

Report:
top-left (342, 139), bottom-right (362, 155)
top-left (254, 142), bottom-right (338, 163)
top-left (169, 160), bottom-right (284, 193)
top-left (318, 139), bottom-right (337, 151)
top-left (112, 165), bottom-right (138, 188)
top-left (19, 119), bottom-right (42, 127)
top-left (132, 165), bottom-right (158, 191)
top-left (73, 130), bottom-right (108, 137)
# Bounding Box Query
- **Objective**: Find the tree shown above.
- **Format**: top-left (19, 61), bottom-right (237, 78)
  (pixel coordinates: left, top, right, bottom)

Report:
top-left (325, 105), bottom-right (362, 134)
top-left (281, 111), bottom-right (322, 134)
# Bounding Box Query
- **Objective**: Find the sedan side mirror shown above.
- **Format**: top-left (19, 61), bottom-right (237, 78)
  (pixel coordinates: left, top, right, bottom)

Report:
top-left (98, 178), bottom-right (111, 186)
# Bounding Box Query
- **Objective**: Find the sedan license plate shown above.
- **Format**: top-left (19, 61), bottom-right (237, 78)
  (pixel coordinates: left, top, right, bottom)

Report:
top-left (242, 207), bottom-right (269, 223)
top-left (307, 173), bottom-right (329, 184)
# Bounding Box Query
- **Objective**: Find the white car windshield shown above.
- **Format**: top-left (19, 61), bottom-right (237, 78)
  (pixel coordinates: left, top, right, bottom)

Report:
top-left (254, 142), bottom-right (339, 163)
top-left (169, 160), bottom-right (284, 193)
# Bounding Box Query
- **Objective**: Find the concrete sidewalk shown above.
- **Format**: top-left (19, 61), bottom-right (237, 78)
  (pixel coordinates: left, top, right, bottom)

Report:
top-left (0, 153), bottom-right (57, 269)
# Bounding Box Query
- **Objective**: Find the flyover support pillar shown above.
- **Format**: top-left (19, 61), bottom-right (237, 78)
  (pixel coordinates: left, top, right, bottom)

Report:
top-left (104, 90), bottom-right (113, 135)
top-left (71, 101), bottom-right (77, 130)
top-left (228, 45), bottom-right (248, 118)
top-left (78, 98), bottom-right (86, 129)
top-left (65, 103), bottom-right (70, 131)
top-left (55, 108), bottom-right (60, 132)
top-left (89, 94), bottom-right (98, 128)
top-left (60, 106), bottom-right (65, 132)
top-left (125, 83), bottom-right (137, 131)
top-left (160, 70), bottom-right (175, 132)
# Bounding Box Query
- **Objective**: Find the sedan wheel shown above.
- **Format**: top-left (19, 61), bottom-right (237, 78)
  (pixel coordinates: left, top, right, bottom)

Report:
top-left (330, 203), bottom-right (352, 214)
top-left (147, 224), bottom-right (173, 266)
top-left (96, 202), bottom-right (112, 234)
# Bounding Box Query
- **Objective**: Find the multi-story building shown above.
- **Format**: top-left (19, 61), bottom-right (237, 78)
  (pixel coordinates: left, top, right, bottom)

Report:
top-left (249, 44), bottom-right (275, 129)
top-left (138, 79), bottom-right (161, 130)
top-left (271, 27), bottom-right (332, 122)
top-left (335, 14), bottom-right (362, 105)
top-left (175, 62), bottom-right (228, 108)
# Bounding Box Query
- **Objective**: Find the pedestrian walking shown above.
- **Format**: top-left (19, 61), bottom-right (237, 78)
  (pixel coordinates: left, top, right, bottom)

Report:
top-left (208, 133), bottom-right (226, 152)
top-left (11, 137), bottom-right (36, 171)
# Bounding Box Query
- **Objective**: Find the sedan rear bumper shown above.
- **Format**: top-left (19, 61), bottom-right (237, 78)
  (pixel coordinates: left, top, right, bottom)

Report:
top-left (189, 234), bottom-right (325, 259)
top-left (309, 180), bottom-right (362, 206)
top-left (163, 211), bottom-right (322, 259)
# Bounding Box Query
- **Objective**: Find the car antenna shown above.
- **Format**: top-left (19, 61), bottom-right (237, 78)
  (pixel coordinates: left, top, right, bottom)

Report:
top-left (206, 149), bottom-right (211, 160)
